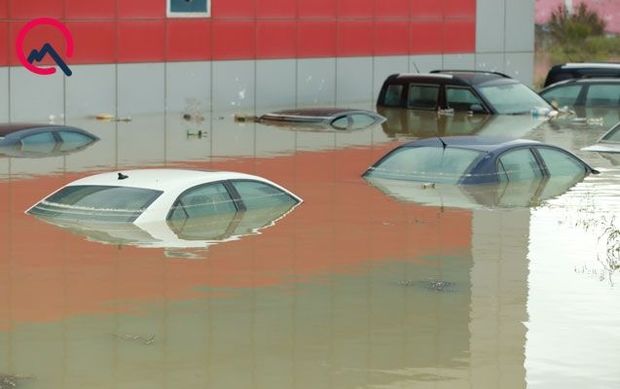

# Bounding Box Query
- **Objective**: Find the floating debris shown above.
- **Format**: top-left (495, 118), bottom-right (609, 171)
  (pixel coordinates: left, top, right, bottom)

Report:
top-left (182, 113), bottom-right (205, 122)
top-left (112, 333), bottom-right (156, 345)
top-left (398, 279), bottom-right (456, 292)
top-left (186, 129), bottom-right (207, 139)
top-left (0, 374), bottom-right (32, 388)
top-left (234, 113), bottom-right (258, 123)
top-left (94, 113), bottom-right (133, 122)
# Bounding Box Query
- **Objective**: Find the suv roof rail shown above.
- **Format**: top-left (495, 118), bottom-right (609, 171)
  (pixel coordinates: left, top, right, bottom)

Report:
top-left (430, 69), bottom-right (511, 79)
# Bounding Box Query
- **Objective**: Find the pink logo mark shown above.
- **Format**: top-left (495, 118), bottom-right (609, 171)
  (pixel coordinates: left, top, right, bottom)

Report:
top-left (15, 18), bottom-right (74, 76)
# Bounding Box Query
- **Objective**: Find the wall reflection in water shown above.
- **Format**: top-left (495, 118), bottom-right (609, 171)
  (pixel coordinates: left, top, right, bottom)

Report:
top-left (0, 109), bottom-right (619, 388)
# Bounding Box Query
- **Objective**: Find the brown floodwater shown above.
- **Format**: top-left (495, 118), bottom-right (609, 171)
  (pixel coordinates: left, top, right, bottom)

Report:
top-left (0, 107), bottom-right (619, 388)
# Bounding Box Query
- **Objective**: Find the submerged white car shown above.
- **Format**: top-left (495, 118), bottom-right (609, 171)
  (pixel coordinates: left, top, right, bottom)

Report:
top-left (27, 169), bottom-right (302, 248)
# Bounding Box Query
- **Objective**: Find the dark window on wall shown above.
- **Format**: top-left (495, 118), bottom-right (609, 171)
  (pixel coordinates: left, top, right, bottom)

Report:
top-left (167, 0), bottom-right (210, 17)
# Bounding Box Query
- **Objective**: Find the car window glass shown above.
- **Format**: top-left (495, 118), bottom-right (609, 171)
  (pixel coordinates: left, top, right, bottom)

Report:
top-left (383, 85), bottom-right (403, 106)
top-left (169, 182), bottom-right (235, 221)
top-left (232, 180), bottom-right (298, 210)
top-left (478, 83), bottom-right (551, 114)
top-left (407, 85), bottom-right (439, 110)
top-left (537, 147), bottom-right (586, 178)
top-left (58, 131), bottom-right (94, 151)
top-left (585, 84), bottom-right (620, 106)
top-left (20, 132), bottom-right (56, 153)
top-left (446, 87), bottom-right (483, 111)
top-left (366, 146), bottom-right (483, 184)
top-left (28, 185), bottom-right (163, 222)
top-left (601, 126), bottom-right (620, 143)
top-left (497, 148), bottom-right (543, 182)
top-left (331, 113), bottom-right (379, 130)
top-left (540, 85), bottom-right (582, 107)
top-left (169, 212), bottom-right (237, 241)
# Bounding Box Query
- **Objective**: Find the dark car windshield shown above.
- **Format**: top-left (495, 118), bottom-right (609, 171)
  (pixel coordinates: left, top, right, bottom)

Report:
top-left (365, 146), bottom-right (484, 184)
top-left (28, 185), bottom-right (163, 222)
top-left (478, 82), bottom-right (552, 114)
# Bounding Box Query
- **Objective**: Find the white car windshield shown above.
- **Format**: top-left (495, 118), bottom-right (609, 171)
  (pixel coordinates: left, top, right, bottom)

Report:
top-left (478, 82), bottom-right (552, 114)
top-left (28, 185), bottom-right (163, 222)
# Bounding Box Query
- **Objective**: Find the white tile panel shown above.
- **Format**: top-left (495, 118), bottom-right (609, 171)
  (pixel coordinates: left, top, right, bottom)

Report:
top-left (65, 64), bottom-right (116, 119)
top-left (505, 0), bottom-right (535, 52)
top-left (256, 59), bottom-right (296, 111)
top-left (475, 53), bottom-right (506, 74)
top-left (505, 52), bottom-right (534, 87)
top-left (0, 68), bottom-right (8, 122)
top-left (443, 54), bottom-right (476, 70)
top-left (117, 63), bottom-right (165, 117)
top-left (10, 66), bottom-right (64, 122)
top-left (212, 60), bottom-right (255, 114)
top-left (336, 57), bottom-right (373, 105)
top-left (166, 61), bottom-right (211, 114)
top-left (476, 0), bottom-right (505, 53)
top-left (372, 56), bottom-right (409, 100)
top-left (297, 58), bottom-right (336, 107)
top-left (409, 55), bottom-right (443, 73)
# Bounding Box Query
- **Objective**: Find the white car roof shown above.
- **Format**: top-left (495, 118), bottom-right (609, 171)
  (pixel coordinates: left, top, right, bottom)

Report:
top-left (66, 169), bottom-right (268, 191)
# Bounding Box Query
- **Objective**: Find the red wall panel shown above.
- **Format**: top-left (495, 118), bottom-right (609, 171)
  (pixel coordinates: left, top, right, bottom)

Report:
top-left (337, 21), bottom-right (373, 57)
top-left (213, 0), bottom-right (256, 19)
top-left (66, 21), bottom-right (116, 63)
top-left (376, 0), bottom-right (410, 18)
top-left (374, 21), bottom-right (409, 55)
top-left (212, 21), bottom-right (255, 60)
top-left (0, 22), bottom-right (7, 66)
top-left (297, 21), bottom-right (336, 58)
top-left (256, 21), bottom-right (296, 58)
top-left (0, 0), bottom-right (476, 65)
top-left (298, 0), bottom-right (336, 19)
top-left (338, 0), bottom-right (374, 19)
top-left (10, 0), bottom-right (64, 19)
top-left (65, 0), bottom-right (116, 19)
top-left (256, 0), bottom-right (296, 19)
top-left (411, 0), bottom-right (443, 19)
top-left (410, 21), bottom-right (443, 53)
top-left (443, 19), bottom-right (475, 53)
top-left (117, 0), bottom-right (165, 19)
top-left (118, 20), bottom-right (165, 62)
top-left (167, 19), bottom-right (211, 61)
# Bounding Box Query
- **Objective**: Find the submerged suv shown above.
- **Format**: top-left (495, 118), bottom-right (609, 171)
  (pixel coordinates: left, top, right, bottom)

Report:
top-left (543, 63), bottom-right (620, 87)
top-left (377, 70), bottom-right (553, 115)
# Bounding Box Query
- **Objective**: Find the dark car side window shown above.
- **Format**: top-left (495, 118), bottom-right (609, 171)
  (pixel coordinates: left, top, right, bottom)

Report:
top-left (497, 148), bottom-right (543, 182)
top-left (383, 84), bottom-right (404, 106)
top-left (20, 132), bottom-right (56, 153)
top-left (445, 87), bottom-right (484, 111)
top-left (407, 84), bottom-right (439, 110)
top-left (168, 182), bottom-right (236, 221)
top-left (58, 131), bottom-right (95, 151)
top-left (585, 84), bottom-right (620, 107)
top-left (540, 85), bottom-right (582, 107)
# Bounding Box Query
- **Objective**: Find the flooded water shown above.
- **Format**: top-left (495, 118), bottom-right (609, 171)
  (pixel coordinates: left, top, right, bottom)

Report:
top-left (0, 106), bottom-right (619, 388)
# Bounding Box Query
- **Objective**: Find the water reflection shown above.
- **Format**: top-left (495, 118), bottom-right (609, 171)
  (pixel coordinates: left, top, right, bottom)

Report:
top-left (0, 108), bottom-right (619, 388)
top-left (365, 175), bottom-right (585, 210)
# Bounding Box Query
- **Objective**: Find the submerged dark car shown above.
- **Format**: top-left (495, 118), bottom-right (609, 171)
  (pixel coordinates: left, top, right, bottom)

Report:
top-left (0, 123), bottom-right (99, 158)
top-left (543, 62), bottom-right (620, 87)
top-left (363, 136), bottom-right (598, 185)
top-left (377, 70), bottom-right (554, 115)
top-left (539, 78), bottom-right (620, 108)
top-left (258, 107), bottom-right (385, 131)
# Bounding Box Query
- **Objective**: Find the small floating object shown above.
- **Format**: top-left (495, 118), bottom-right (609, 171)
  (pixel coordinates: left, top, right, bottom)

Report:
top-left (422, 183), bottom-right (436, 189)
top-left (182, 113), bottom-right (205, 122)
top-left (186, 129), bottom-right (206, 138)
top-left (234, 113), bottom-right (258, 122)
top-left (95, 113), bottom-right (115, 121)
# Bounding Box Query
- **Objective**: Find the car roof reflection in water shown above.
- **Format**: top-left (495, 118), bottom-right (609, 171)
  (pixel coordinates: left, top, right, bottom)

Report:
top-left (32, 203), bottom-right (299, 255)
top-left (365, 174), bottom-right (587, 210)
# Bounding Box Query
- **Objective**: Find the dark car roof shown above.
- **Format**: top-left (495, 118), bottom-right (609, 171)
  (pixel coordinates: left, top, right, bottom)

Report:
top-left (391, 71), bottom-right (513, 87)
top-left (0, 123), bottom-right (90, 137)
top-left (544, 63), bottom-right (620, 87)
top-left (400, 136), bottom-right (541, 153)
top-left (542, 77), bottom-right (620, 90)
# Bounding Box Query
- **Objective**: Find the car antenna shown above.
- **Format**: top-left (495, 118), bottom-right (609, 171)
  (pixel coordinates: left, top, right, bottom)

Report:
top-left (437, 137), bottom-right (447, 150)
top-left (117, 172), bottom-right (128, 180)
top-left (412, 62), bottom-right (420, 73)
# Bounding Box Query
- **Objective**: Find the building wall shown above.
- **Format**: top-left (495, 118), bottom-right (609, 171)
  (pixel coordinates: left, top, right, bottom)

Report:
top-left (0, 0), bottom-right (535, 121)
